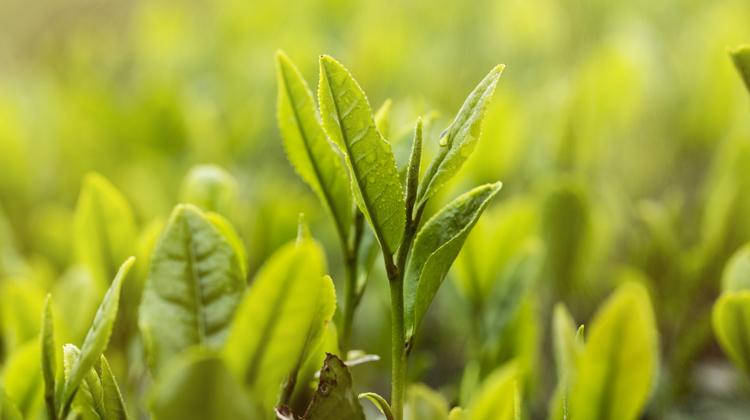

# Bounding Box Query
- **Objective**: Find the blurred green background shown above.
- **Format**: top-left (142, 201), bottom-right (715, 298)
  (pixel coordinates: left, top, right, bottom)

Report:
top-left (2, 0), bottom-right (750, 418)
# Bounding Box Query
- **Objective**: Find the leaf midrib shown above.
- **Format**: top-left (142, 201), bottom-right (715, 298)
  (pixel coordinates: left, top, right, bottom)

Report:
top-left (182, 213), bottom-right (207, 346)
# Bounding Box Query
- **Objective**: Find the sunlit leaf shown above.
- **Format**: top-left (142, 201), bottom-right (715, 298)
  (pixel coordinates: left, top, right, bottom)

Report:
top-left (276, 52), bottom-right (352, 242)
top-left (713, 291), bottom-right (750, 374)
top-left (548, 304), bottom-right (583, 420)
top-left (404, 182), bottom-right (502, 338)
top-left (721, 244), bottom-right (750, 293)
top-left (0, 386), bottom-right (22, 420)
top-left (223, 239), bottom-right (336, 414)
top-left (318, 55), bottom-right (405, 253)
top-left (180, 164), bottom-right (238, 216)
top-left (405, 384), bottom-right (449, 420)
top-left (417, 65), bottom-right (504, 207)
top-left (60, 257), bottom-right (133, 418)
top-left (465, 361), bottom-right (520, 420)
top-left (41, 295), bottom-right (57, 420)
top-left (2, 340), bottom-right (42, 417)
top-left (139, 204), bottom-right (245, 375)
top-left (570, 282), bottom-right (657, 420)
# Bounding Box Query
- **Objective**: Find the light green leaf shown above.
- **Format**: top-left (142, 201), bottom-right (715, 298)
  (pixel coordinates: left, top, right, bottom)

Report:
top-left (405, 384), bottom-right (449, 420)
top-left (359, 392), bottom-right (393, 420)
top-left (0, 279), bottom-right (45, 355)
top-left (205, 211), bottom-right (248, 278)
top-left (223, 239), bottom-right (336, 413)
top-left (276, 52), bottom-right (352, 242)
top-left (548, 304), bottom-right (583, 420)
top-left (318, 55), bottom-right (406, 253)
top-left (98, 356), bottom-right (128, 420)
top-left (730, 45), bottom-right (750, 93)
top-left (405, 182), bottom-right (502, 338)
top-left (448, 407), bottom-right (464, 420)
top-left (73, 173), bottom-right (137, 289)
top-left (570, 282), bottom-right (657, 420)
top-left (417, 65), bottom-right (504, 207)
top-left (60, 257), bottom-right (133, 418)
top-left (465, 361), bottom-right (520, 420)
top-left (721, 244), bottom-right (750, 293)
top-left (63, 345), bottom-right (104, 420)
top-left (180, 164), bottom-right (238, 216)
top-left (374, 99), bottom-right (392, 139)
top-left (150, 350), bottom-right (254, 420)
top-left (139, 204), bottom-right (245, 375)
top-left (302, 354), bottom-right (365, 420)
top-left (41, 295), bottom-right (57, 420)
top-left (713, 291), bottom-right (750, 374)
top-left (404, 118), bottom-right (423, 218)
top-left (2, 340), bottom-right (42, 417)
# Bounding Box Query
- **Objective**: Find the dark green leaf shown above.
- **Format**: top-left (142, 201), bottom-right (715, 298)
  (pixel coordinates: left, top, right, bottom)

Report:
top-left (417, 65), bottom-right (504, 207)
top-left (318, 55), bottom-right (406, 253)
top-left (730, 45), bottom-right (750, 93)
top-left (404, 182), bottom-right (502, 338)
top-left (139, 204), bottom-right (245, 375)
top-left (276, 52), bottom-right (353, 242)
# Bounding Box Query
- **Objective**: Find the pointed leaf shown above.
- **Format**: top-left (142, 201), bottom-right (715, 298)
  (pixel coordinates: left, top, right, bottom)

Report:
top-left (150, 350), bottom-right (254, 420)
top-left (570, 282), bottom-right (657, 420)
top-left (60, 257), bottom-right (133, 418)
top-left (405, 182), bottom-right (502, 337)
top-left (359, 392), bottom-right (393, 420)
top-left (713, 291), bottom-right (750, 374)
top-left (302, 354), bottom-right (365, 420)
top-left (374, 99), bottom-right (392, 139)
top-left (548, 304), bottom-right (582, 420)
top-left (63, 345), bottom-right (104, 420)
top-left (465, 361), bottom-right (520, 420)
top-left (223, 239), bottom-right (336, 413)
top-left (730, 45), bottom-right (750, 93)
top-left (276, 52), bottom-right (352, 241)
top-left (74, 173), bottom-right (137, 288)
top-left (139, 204), bottom-right (245, 375)
top-left (41, 295), bottom-right (57, 420)
top-left (721, 244), bottom-right (750, 293)
top-left (405, 384), bottom-right (450, 420)
top-left (404, 118), bottom-right (423, 218)
top-left (98, 356), bottom-right (128, 420)
top-left (417, 65), bottom-right (504, 207)
top-left (318, 55), bottom-right (406, 253)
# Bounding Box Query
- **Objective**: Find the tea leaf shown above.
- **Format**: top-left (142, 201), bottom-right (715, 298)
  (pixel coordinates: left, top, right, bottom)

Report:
top-left (713, 291), bottom-right (750, 374)
top-left (223, 239), bottom-right (336, 413)
top-left (548, 304), bottom-right (582, 420)
top-left (465, 361), bottom-right (520, 420)
top-left (374, 99), bottom-right (392, 139)
top-left (62, 345), bottom-right (105, 420)
top-left (318, 55), bottom-right (405, 253)
top-left (730, 45), bottom-right (750, 93)
top-left (417, 65), bottom-right (504, 207)
top-left (150, 350), bottom-right (254, 420)
top-left (302, 354), bottom-right (365, 420)
top-left (180, 164), bottom-right (238, 216)
top-left (277, 52), bottom-right (353, 242)
top-left (359, 392), bottom-right (393, 420)
top-left (74, 173), bottom-right (137, 289)
top-left (721, 244), bottom-right (750, 293)
top-left (404, 119), bottom-right (423, 218)
top-left (205, 211), bottom-right (248, 278)
top-left (0, 387), bottom-right (22, 420)
top-left (570, 282), bottom-right (657, 420)
top-left (99, 355), bottom-right (128, 420)
top-left (41, 295), bottom-right (57, 420)
top-left (404, 182), bottom-right (502, 338)
top-left (60, 257), bottom-right (133, 418)
top-left (405, 384), bottom-right (449, 420)
top-left (139, 204), bottom-right (245, 375)
top-left (2, 340), bottom-right (42, 417)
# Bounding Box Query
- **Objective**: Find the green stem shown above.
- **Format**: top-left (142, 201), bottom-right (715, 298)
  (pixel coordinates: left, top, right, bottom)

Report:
top-left (340, 211), bottom-right (364, 354)
top-left (386, 255), bottom-right (406, 420)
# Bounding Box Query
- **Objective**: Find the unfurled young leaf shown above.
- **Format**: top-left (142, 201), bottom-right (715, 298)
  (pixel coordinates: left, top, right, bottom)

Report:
top-left (302, 354), bottom-right (365, 420)
top-left (548, 304), bottom-right (583, 420)
top-left (318, 55), bottom-right (406, 253)
top-left (359, 392), bottom-right (393, 420)
top-left (730, 45), bottom-right (750, 93)
top-left (570, 282), bottom-right (657, 420)
top-left (139, 204), bottom-right (245, 375)
top-left (404, 118), bottom-right (423, 218)
top-left (74, 173), bottom-right (137, 289)
top-left (713, 291), bottom-right (750, 374)
top-left (62, 345), bottom-right (105, 420)
top-left (276, 52), bottom-right (353, 242)
top-left (151, 350), bottom-right (254, 420)
top-left (60, 257), bottom-right (133, 418)
top-left (98, 355), bottom-right (128, 420)
top-left (404, 182), bottom-right (502, 338)
top-left (417, 65), bottom-right (505, 207)
top-left (223, 239), bottom-right (336, 414)
top-left (465, 361), bottom-right (520, 420)
top-left (41, 295), bottom-right (57, 420)
top-left (180, 164), bottom-right (238, 216)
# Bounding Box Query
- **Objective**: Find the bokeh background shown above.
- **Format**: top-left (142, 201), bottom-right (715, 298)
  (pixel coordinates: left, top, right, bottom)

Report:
top-left (2, 0), bottom-right (750, 418)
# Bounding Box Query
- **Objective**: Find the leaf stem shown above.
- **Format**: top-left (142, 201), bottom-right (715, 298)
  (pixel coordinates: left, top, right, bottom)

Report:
top-left (340, 211), bottom-right (365, 353)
